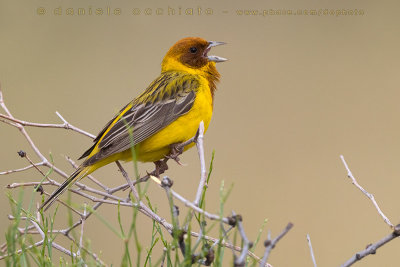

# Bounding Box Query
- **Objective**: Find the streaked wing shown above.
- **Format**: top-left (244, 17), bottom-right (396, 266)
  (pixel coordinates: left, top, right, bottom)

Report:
top-left (81, 72), bottom-right (199, 166)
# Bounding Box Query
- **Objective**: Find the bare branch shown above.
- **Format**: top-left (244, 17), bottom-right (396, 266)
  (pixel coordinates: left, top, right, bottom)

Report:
top-left (341, 224), bottom-right (400, 267)
top-left (234, 212), bottom-right (253, 266)
top-left (78, 203), bottom-right (87, 257)
top-left (42, 192), bottom-right (84, 217)
top-left (0, 117), bottom-right (18, 127)
top-left (150, 175), bottom-right (230, 224)
top-left (260, 222), bottom-right (294, 267)
top-left (115, 161), bottom-right (140, 202)
top-left (0, 112), bottom-right (95, 139)
top-left (29, 216), bottom-right (80, 260)
top-left (160, 247), bottom-right (167, 267)
top-left (0, 161), bottom-right (45, 175)
top-left (307, 234), bottom-right (317, 267)
top-left (0, 241), bottom-right (44, 260)
top-left (7, 181), bottom-right (52, 189)
top-left (5, 164), bottom-right (126, 203)
top-left (194, 121), bottom-right (207, 206)
top-left (340, 155), bottom-right (393, 228)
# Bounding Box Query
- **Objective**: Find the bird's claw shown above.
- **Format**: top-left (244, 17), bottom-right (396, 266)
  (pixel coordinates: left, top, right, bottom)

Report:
top-left (166, 143), bottom-right (186, 166)
top-left (170, 156), bottom-right (187, 166)
top-left (151, 160), bottom-right (169, 177)
top-left (165, 154), bottom-right (185, 166)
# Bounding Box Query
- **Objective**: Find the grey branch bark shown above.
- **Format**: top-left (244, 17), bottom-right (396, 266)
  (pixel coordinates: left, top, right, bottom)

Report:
top-left (341, 224), bottom-right (400, 267)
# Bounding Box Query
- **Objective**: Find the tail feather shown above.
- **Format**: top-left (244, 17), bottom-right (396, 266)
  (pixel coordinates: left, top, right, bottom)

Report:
top-left (39, 166), bottom-right (88, 211)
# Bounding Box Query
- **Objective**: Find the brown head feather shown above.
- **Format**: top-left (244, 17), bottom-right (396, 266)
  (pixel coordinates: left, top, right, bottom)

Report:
top-left (161, 37), bottom-right (222, 98)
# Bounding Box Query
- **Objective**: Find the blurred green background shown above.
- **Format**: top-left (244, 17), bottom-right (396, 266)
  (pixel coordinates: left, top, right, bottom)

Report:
top-left (1, 0), bottom-right (400, 266)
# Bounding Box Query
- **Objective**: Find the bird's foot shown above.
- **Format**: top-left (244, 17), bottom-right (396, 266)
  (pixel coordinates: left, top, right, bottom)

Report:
top-left (166, 143), bottom-right (186, 166)
top-left (150, 159), bottom-right (169, 177)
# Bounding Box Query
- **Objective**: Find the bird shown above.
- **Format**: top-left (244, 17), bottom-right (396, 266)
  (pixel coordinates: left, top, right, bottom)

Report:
top-left (40, 37), bottom-right (227, 211)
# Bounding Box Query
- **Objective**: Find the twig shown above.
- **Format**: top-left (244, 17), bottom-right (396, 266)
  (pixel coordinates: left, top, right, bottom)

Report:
top-left (194, 121), bottom-right (207, 206)
top-left (0, 162), bottom-right (45, 175)
top-left (0, 117), bottom-right (18, 127)
top-left (341, 224), bottom-right (400, 267)
top-left (0, 241), bottom-right (44, 260)
top-left (7, 181), bottom-right (53, 189)
top-left (19, 151), bottom-right (52, 183)
top-left (78, 203), bottom-right (87, 257)
top-left (306, 234), bottom-right (317, 267)
top-left (43, 192), bottom-right (84, 217)
top-left (150, 175), bottom-right (230, 224)
top-left (161, 176), bottom-right (187, 255)
top-left (61, 182), bottom-right (142, 237)
top-left (6, 168), bottom-right (126, 203)
top-left (29, 217), bottom-right (80, 260)
top-left (220, 224), bottom-right (236, 256)
top-left (115, 161), bottom-right (140, 202)
top-left (233, 212), bottom-right (253, 266)
top-left (160, 247), bottom-right (167, 267)
top-left (260, 222), bottom-right (294, 267)
top-left (340, 155), bottom-right (393, 228)
top-left (0, 112), bottom-right (95, 139)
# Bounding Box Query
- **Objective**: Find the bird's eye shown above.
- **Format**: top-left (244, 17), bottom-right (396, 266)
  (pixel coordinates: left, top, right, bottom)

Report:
top-left (189, 47), bottom-right (197, 54)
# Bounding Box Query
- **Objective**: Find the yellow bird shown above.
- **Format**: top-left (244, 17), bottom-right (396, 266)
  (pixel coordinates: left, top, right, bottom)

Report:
top-left (40, 37), bottom-right (226, 210)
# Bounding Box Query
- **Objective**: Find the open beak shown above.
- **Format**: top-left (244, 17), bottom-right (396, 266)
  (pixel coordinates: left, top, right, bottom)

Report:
top-left (206, 41), bottom-right (227, 63)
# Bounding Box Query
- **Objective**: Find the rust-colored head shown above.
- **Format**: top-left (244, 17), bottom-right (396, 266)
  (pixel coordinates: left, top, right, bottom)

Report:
top-left (162, 37), bottom-right (227, 71)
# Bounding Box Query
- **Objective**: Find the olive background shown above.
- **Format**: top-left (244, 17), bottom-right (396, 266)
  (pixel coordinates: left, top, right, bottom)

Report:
top-left (1, 0), bottom-right (400, 266)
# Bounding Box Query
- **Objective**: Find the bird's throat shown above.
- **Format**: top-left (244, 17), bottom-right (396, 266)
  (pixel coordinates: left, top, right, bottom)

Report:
top-left (161, 58), bottom-right (220, 99)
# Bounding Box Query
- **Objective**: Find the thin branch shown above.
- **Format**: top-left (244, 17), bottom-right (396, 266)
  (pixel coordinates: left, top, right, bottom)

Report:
top-left (29, 219), bottom-right (45, 239)
top-left (61, 182), bottom-right (141, 237)
top-left (0, 241), bottom-right (44, 260)
top-left (0, 117), bottom-right (18, 127)
top-left (161, 176), bottom-right (179, 229)
top-left (7, 181), bottom-right (53, 189)
top-left (78, 203), bottom-right (87, 257)
top-left (160, 247), bottom-right (167, 267)
top-left (115, 161), bottom-right (140, 202)
top-left (340, 155), bottom-right (393, 228)
top-left (114, 161), bottom-right (176, 236)
top-left (21, 152), bottom-right (52, 183)
top-left (0, 162), bottom-right (45, 175)
top-left (190, 229), bottom-right (263, 263)
top-left (6, 169), bottom-right (125, 203)
top-left (150, 175), bottom-right (230, 224)
top-left (307, 234), bottom-right (317, 267)
top-left (234, 212), bottom-right (253, 266)
top-left (194, 121), bottom-right (207, 206)
top-left (29, 216), bottom-right (80, 260)
top-left (220, 224), bottom-right (236, 256)
top-left (341, 224), bottom-right (400, 267)
top-left (260, 222), bottom-right (294, 267)
top-left (0, 112), bottom-right (95, 139)
top-left (43, 192), bottom-right (84, 217)
top-left (161, 176), bottom-right (186, 255)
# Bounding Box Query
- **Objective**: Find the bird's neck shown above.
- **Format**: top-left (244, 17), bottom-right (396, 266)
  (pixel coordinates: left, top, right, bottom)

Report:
top-left (161, 58), bottom-right (220, 98)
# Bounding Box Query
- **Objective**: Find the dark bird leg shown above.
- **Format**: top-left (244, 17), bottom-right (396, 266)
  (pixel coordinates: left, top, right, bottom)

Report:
top-left (151, 159), bottom-right (169, 177)
top-left (149, 143), bottom-right (185, 178)
top-left (145, 141), bottom-right (191, 181)
top-left (121, 137), bottom-right (193, 191)
top-left (165, 143), bottom-right (185, 165)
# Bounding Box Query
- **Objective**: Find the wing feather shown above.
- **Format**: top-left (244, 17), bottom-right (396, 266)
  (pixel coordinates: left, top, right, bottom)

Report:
top-left (81, 72), bottom-right (199, 166)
